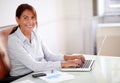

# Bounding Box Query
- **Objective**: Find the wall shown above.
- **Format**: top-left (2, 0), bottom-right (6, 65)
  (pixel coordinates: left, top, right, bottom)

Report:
top-left (63, 0), bottom-right (93, 54)
top-left (0, 0), bottom-right (93, 55)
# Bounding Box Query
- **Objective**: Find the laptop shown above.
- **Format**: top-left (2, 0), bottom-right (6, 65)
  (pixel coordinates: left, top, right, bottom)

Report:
top-left (61, 59), bottom-right (95, 72)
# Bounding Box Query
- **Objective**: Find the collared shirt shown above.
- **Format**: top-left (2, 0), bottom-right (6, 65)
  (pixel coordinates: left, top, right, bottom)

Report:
top-left (8, 27), bottom-right (64, 76)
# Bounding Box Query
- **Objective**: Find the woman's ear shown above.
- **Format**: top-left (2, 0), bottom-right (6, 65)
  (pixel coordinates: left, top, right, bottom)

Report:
top-left (16, 17), bottom-right (19, 24)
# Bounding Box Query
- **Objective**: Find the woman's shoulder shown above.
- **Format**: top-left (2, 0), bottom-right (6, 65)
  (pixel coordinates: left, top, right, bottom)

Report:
top-left (8, 27), bottom-right (19, 41)
top-left (8, 33), bottom-right (17, 41)
top-left (8, 32), bottom-right (24, 47)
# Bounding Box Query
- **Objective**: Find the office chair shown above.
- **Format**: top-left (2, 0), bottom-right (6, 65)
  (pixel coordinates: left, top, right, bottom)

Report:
top-left (0, 25), bottom-right (31, 83)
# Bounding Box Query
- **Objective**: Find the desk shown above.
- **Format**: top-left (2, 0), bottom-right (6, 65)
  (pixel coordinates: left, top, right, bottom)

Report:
top-left (11, 55), bottom-right (120, 83)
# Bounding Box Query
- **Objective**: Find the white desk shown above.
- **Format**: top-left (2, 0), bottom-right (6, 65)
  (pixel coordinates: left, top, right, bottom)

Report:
top-left (11, 55), bottom-right (120, 83)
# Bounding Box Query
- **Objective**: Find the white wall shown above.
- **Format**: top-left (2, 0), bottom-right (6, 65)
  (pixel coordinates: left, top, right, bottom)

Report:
top-left (63, 0), bottom-right (93, 54)
top-left (0, 0), bottom-right (93, 55)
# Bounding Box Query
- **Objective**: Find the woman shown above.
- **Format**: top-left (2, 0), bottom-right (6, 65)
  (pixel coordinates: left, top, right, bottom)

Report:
top-left (8, 3), bottom-right (85, 76)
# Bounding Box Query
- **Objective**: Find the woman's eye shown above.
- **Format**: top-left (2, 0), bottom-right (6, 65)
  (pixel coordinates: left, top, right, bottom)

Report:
top-left (22, 15), bottom-right (35, 20)
top-left (31, 16), bottom-right (35, 20)
top-left (23, 16), bottom-right (28, 19)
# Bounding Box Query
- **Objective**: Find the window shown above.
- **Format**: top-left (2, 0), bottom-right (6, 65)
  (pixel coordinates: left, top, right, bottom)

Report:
top-left (105, 0), bottom-right (120, 15)
top-left (97, 0), bottom-right (120, 16)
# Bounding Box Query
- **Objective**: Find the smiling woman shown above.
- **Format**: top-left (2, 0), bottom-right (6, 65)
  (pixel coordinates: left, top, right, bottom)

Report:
top-left (15, 4), bottom-right (37, 42)
top-left (7, 3), bottom-right (85, 77)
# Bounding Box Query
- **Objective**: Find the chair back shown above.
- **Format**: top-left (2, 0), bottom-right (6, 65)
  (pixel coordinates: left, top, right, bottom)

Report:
top-left (0, 26), bottom-right (17, 79)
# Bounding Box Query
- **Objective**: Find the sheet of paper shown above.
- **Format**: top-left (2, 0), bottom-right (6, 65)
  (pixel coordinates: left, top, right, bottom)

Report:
top-left (15, 80), bottom-right (34, 83)
top-left (39, 71), bottom-right (74, 83)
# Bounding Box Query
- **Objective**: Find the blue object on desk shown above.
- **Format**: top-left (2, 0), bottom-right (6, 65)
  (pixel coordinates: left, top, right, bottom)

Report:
top-left (46, 74), bottom-right (61, 79)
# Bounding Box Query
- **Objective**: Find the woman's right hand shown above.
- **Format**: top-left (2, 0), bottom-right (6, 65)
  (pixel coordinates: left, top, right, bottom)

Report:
top-left (61, 59), bottom-right (84, 68)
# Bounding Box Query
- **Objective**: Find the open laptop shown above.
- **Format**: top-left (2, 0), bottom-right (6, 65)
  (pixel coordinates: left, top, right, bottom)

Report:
top-left (61, 59), bottom-right (95, 72)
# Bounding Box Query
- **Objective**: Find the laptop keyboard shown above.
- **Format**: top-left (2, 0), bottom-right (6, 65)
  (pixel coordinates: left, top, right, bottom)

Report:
top-left (61, 59), bottom-right (95, 71)
top-left (69, 60), bottom-right (93, 68)
top-left (81, 60), bottom-right (93, 68)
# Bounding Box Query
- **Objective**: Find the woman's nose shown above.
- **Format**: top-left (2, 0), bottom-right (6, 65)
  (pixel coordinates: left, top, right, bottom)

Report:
top-left (28, 19), bottom-right (33, 23)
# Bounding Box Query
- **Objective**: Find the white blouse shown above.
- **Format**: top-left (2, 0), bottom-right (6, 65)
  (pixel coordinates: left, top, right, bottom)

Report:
top-left (8, 27), bottom-right (64, 76)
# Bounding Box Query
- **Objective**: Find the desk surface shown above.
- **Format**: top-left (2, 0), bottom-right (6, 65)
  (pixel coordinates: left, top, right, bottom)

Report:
top-left (11, 55), bottom-right (120, 83)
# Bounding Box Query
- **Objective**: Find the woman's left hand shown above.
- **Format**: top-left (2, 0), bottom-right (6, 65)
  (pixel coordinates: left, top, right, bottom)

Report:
top-left (64, 54), bottom-right (85, 63)
top-left (74, 55), bottom-right (85, 63)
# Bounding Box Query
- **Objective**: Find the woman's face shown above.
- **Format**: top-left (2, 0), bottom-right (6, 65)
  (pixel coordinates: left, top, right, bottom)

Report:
top-left (16, 9), bottom-right (36, 34)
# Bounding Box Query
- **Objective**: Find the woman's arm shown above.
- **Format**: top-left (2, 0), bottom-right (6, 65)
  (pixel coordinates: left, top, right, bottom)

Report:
top-left (41, 40), bottom-right (64, 61)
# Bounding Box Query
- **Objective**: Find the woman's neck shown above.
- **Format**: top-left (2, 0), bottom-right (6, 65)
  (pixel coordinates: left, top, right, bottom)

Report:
top-left (22, 30), bottom-right (32, 43)
top-left (26, 33), bottom-right (31, 43)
